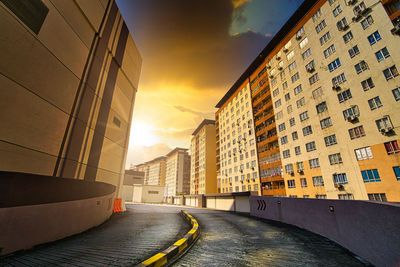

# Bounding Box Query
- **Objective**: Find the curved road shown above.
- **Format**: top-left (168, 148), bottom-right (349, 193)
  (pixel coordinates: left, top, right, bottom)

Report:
top-left (1, 204), bottom-right (365, 266)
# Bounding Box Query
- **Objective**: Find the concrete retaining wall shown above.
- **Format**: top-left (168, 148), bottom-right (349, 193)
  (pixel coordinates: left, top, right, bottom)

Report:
top-left (250, 196), bottom-right (400, 267)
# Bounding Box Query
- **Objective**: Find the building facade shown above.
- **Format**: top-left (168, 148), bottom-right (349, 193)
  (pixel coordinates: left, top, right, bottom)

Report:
top-left (165, 148), bottom-right (190, 197)
top-left (145, 157), bottom-right (166, 186)
top-left (216, 82), bottom-right (261, 194)
top-left (0, 0), bottom-right (141, 196)
top-left (190, 119), bottom-right (217, 195)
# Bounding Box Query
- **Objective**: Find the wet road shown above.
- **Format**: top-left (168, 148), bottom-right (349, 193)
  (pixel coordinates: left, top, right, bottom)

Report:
top-left (175, 208), bottom-right (365, 267)
top-left (0, 205), bottom-right (189, 267)
top-left (1, 204), bottom-right (366, 266)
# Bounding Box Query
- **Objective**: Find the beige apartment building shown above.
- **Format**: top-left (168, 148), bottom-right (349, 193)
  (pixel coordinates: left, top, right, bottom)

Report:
top-left (0, 0), bottom-right (141, 196)
top-left (262, 0), bottom-right (400, 201)
top-left (216, 82), bottom-right (261, 194)
top-left (165, 148), bottom-right (191, 197)
top-left (190, 119), bottom-right (217, 195)
top-left (135, 157), bottom-right (166, 186)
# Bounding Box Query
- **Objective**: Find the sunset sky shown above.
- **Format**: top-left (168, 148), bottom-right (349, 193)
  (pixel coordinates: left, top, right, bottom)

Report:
top-left (116, 0), bottom-right (304, 167)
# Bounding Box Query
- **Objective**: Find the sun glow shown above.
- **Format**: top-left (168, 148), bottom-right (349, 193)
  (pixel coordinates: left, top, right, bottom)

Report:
top-left (130, 122), bottom-right (160, 146)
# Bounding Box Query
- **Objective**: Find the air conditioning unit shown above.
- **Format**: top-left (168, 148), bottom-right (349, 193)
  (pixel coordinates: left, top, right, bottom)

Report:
top-left (240, 169), bottom-right (243, 173)
top-left (252, 178), bottom-right (256, 181)
top-left (283, 48), bottom-right (289, 53)
top-left (334, 183), bottom-right (344, 189)
top-left (306, 66), bottom-right (315, 73)
top-left (276, 55), bottom-right (281, 60)
top-left (251, 167), bottom-right (255, 170)
top-left (240, 180), bottom-right (244, 183)
top-left (297, 169), bottom-right (304, 173)
top-left (380, 125), bottom-right (394, 134)
top-left (352, 12), bottom-right (362, 22)
top-left (269, 75), bottom-right (274, 78)
top-left (278, 66), bottom-right (283, 70)
top-left (361, 7), bottom-right (370, 15)
top-left (246, 179), bottom-right (250, 182)
top-left (267, 65), bottom-right (271, 69)
top-left (338, 23), bottom-right (349, 31)
top-left (296, 34), bottom-right (302, 40)
top-left (347, 0), bottom-right (357, 5)
top-left (288, 171), bottom-right (294, 175)
top-left (391, 24), bottom-right (400, 36)
top-left (346, 115), bottom-right (357, 122)
top-left (332, 84), bottom-right (341, 91)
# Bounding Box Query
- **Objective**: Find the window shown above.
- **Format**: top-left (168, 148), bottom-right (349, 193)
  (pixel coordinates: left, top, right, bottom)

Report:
top-left (337, 89), bottom-right (352, 103)
top-left (320, 117), bottom-right (333, 129)
top-left (312, 87), bottom-right (323, 99)
top-left (337, 17), bottom-right (348, 31)
top-left (289, 118), bottom-right (295, 127)
top-left (300, 178), bottom-right (308, 188)
top-left (1, 0), bottom-right (49, 35)
top-left (375, 47), bottom-right (390, 62)
top-left (385, 140), bottom-right (400, 154)
top-left (353, 1), bottom-right (367, 15)
top-left (296, 27), bottom-right (305, 39)
top-left (332, 5), bottom-right (342, 17)
top-left (276, 111), bottom-right (283, 120)
top-left (332, 73), bottom-right (346, 86)
top-left (271, 77), bottom-right (278, 87)
top-left (291, 72), bottom-right (300, 83)
top-left (368, 193), bottom-right (387, 202)
top-left (312, 9), bottom-right (322, 22)
top-left (309, 158), bottom-right (320, 168)
top-left (292, 131), bottom-right (298, 140)
top-left (296, 97), bottom-right (305, 108)
top-left (348, 45), bottom-right (360, 58)
top-left (281, 136), bottom-right (288, 145)
top-left (320, 32), bottom-right (331, 45)
top-left (393, 87), bottom-right (400, 101)
top-left (299, 37), bottom-right (309, 49)
top-left (323, 44), bottom-right (336, 58)
top-left (284, 93), bottom-right (291, 102)
top-left (329, 153), bottom-right (343, 165)
top-left (324, 134), bottom-right (337, 146)
top-left (376, 116), bottom-right (393, 132)
top-left (287, 50), bottom-right (295, 61)
top-left (280, 70), bottom-right (286, 80)
top-left (288, 61), bottom-right (297, 71)
top-left (361, 169), bottom-right (381, 183)
top-left (343, 106), bottom-right (359, 120)
top-left (306, 141), bottom-right (316, 152)
top-left (275, 99), bottom-right (282, 108)
top-left (253, 184), bottom-right (258, 191)
top-left (309, 73), bottom-right (319, 85)
top-left (383, 65), bottom-right (399, 80)
top-left (343, 31), bottom-right (353, 43)
top-left (305, 60), bottom-right (315, 72)
top-left (248, 185), bottom-right (251, 191)
top-left (302, 48), bottom-right (312, 60)
top-left (333, 173), bottom-right (348, 184)
top-left (273, 88), bottom-right (279, 97)
top-left (287, 179), bottom-right (295, 188)
top-left (338, 193), bottom-right (353, 200)
top-left (283, 149), bottom-right (290, 158)
top-left (287, 105), bottom-right (293, 114)
top-left (316, 194), bottom-right (327, 199)
top-left (294, 84), bottom-right (303, 95)
top-left (312, 176), bottom-right (324, 187)
top-left (355, 147), bottom-right (373, 160)
top-left (368, 96), bottom-right (382, 110)
top-left (393, 166), bottom-right (400, 180)
top-left (282, 81), bottom-right (288, 90)
top-left (316, 102), bottom-right (327, 113)
top-left (349, 126), bottom-right (365, 139)
top-left (361, 77), bottom-right (374, 91)
top-left (315, 20), bottom-right (327, 33)
top-left (328, 58), bottom-right (341, 72)
top-left (285, 163), bottom-right (294, 173)
top-left (354, 61), bottom-right (368, 74)
top-left (299, 111), bottom-right (309, 121)
top-left (295, 146), bottom-right (301, 155)
top-left (361, 15), bottom-right (374, 30)
top-left (278, 123), bottom-right (286, 132)
top-left (367, 31), bottom-right (381, 45)
top-left (302, 125), bottom-right (312, 136)
top-left (329, 0), bottom-right (336, 5)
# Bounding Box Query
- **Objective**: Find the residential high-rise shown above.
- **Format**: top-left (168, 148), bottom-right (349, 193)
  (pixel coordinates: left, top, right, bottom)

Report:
top-left (220, 0), bottom-right (400, 201)
top-left (216, 82), bottom-right (261, 194)
top-left (165, 148), bottom-right (191, 197)
top-left (190, 119), bottom-right (217, 195)
top-left (0, 0), bottom-right (141, 196)
top-left (142, 156), bottom-right (166, 186)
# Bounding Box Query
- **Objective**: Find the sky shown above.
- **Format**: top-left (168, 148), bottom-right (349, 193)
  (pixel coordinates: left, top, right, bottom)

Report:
top-left (115, 0), bottom-right (304, 167)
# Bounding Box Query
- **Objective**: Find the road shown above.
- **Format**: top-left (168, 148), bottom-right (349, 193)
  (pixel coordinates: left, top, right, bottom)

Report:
top-left (0, 204), bottom-right (366, 266)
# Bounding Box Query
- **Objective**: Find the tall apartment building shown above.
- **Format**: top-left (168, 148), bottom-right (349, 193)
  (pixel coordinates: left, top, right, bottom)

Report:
top-left (257, 0), bottom-right (400, 201)
top-left (0, 0), bottom-right (141, 196)
top-left (190, 119), bottom-right (217, 195)
top-left (216, 82), bottom-right (261, 194)
top-left (136, 156), bottom-right (166, 186)
top-left (165, 148), bottom-right (191, 197)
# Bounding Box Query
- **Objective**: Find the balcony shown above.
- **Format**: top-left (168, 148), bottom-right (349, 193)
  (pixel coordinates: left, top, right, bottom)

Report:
top-left (262, 187), bottom-right (286, 196)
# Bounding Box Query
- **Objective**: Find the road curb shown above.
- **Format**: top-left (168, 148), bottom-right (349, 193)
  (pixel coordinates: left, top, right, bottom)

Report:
top-left (136, 210), bottom-right (199, 267)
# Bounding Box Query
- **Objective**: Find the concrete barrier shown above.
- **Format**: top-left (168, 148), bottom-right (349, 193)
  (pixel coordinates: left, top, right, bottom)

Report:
top-left (0, 171), bottom-right (116, 255)
top-left (250, 196), bottom-right (400, 267)
top-left (136, 210), bottom-right (199, 267)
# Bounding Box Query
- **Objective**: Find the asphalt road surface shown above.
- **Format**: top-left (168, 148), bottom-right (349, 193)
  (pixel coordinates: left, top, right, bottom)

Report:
top-left (1, 204), bottom-right (366, 266)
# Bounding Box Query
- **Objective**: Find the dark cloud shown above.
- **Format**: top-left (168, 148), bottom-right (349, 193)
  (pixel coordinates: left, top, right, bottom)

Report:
top-left (116, 0), bottom-right (270, 90)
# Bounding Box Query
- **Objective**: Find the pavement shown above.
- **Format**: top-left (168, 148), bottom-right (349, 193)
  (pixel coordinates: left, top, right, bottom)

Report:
top-left (0, 204), bottom-right (366, 267)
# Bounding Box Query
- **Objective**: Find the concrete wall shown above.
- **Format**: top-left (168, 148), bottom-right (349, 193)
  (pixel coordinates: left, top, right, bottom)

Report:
top-left (122, 185), bottom-right (134, 202)
top-left (250, 196), bottom-right (400, 267)
top-left (205, 193), bottom-right (251, 212)
top-left (132, 185), bottom-right (164, 203)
